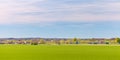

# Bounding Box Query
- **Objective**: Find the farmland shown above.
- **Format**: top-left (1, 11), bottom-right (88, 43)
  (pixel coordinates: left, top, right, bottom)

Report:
top-left (0, 44), bottom-right (120, 60)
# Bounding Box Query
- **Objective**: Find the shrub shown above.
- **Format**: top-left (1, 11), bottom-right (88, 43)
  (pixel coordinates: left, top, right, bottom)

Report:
top-left (31, 42), bottom-right (38, 45)
top-left (94, 42), bottom-right (98, 44)
top-left (116, 38), bottom-right (120, 44)
top-left (105, 42), bottom-right (109, 44)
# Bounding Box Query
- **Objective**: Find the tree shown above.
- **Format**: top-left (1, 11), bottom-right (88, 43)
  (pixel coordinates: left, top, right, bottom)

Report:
top-left (73, 37), bottom-right (78, 44)
top-left (116, 38), bottom-right (120, 44)
top-left (73, 37), bottom-right (77, 42)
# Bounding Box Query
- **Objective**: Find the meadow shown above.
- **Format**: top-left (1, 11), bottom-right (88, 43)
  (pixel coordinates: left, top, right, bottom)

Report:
top-left (0, 44), bottom-right (120, 60)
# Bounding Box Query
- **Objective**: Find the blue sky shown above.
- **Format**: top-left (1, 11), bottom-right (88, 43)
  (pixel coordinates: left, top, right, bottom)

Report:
top-left (0, 0), bottom-right (120, 38)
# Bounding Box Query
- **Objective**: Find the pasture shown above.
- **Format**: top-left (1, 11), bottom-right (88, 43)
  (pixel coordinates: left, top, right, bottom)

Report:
top-left (0, 44), bottom-right (120, 60)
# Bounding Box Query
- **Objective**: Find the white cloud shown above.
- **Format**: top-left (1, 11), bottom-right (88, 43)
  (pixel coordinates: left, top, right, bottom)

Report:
top-left (0, 0), bottom-right (120, 25)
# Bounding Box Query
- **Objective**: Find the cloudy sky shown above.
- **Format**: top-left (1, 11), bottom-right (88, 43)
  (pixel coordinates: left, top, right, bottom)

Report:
top-left (0, 0), bottom-right (120, 38)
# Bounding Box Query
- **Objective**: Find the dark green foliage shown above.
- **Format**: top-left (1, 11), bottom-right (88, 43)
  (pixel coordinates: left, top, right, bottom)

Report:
top-left (73, 37), bottom-right (77, 42)
top-left (105, 42), bottom-right (109, 44)
top-left (94, 42), bottom-right (98, 44)
top-left (31, 42), bottom-right (38, 45)
top-left (117, 38), bottom-right (120, 44)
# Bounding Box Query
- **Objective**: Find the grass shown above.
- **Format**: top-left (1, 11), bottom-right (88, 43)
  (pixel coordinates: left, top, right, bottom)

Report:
top-left (0, 44), bottom-right (120, 60)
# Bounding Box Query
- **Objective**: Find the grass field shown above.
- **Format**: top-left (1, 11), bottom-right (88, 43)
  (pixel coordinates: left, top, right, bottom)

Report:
top-left (0, 44), bottom-right (120, 60)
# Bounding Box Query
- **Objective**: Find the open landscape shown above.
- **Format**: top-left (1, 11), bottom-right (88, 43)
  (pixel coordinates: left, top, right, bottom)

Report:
top-left (0, 0), bottom-right (120, 60)
top-left (0, 44), bottom-right (120, 60)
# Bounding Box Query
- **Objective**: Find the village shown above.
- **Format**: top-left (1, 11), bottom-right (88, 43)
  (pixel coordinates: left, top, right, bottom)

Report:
top-left (0, 38), bottom-right (119, 45)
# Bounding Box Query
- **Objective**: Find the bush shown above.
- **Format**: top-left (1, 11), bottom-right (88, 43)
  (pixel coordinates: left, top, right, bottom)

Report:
top-left (116, 38), bottom-right (120, 44)
top-left (94, 42), bottom-right (98, 44)
top-left (105, 42), bottom-right (109, 44)
top-left (31, 42), bottom-right (38, 45)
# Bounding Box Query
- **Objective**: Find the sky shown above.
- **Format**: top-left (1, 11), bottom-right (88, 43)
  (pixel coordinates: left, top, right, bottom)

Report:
top-left (0, 0), bottom-right (120, 38)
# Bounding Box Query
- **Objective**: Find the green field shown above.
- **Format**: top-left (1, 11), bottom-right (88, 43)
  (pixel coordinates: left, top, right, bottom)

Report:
top-left (0, 44), bottom-right (120, 60)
